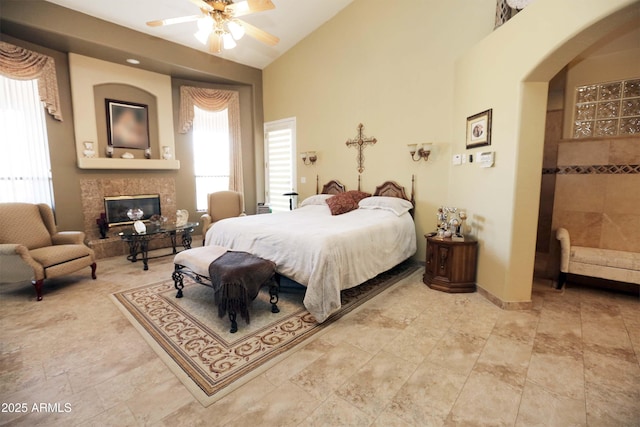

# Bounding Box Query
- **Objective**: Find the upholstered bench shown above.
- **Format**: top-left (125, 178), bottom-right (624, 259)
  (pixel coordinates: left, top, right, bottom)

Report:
top-left (556, 228), bottom-right (640, 289)
top-left (173, 246), bottom-right (280, 333)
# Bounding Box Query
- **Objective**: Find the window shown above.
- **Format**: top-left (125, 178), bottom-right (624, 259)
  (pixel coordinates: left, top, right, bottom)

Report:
top-left (573, 78), bottom-right (640, 138)
top-left (192, 106), bottom-right (230, 211)
top-left (0, 75), bottom-right (54, 206)
top-left (264, 118), bottom-right (296, 213)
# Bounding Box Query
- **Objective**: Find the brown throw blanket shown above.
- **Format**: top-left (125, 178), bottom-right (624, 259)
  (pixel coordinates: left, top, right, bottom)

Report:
top-left (208, 251), bottom-right (276, 324)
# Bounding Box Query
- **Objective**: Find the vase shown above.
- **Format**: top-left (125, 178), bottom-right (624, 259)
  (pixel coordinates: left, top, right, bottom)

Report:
top-left (127, 208), bottom-right (144, 221)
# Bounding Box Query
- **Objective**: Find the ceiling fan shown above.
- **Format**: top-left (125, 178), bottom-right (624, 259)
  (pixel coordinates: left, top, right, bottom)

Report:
top-left (146, 0), bottom-right (279, 54)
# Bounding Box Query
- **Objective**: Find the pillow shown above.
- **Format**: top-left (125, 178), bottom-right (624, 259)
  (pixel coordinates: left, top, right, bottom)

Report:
top-left (300, 194), bottom-right (334, 207)
top-left (326, 192), bottom-right (358, 215)
top-left (346, 190), bottom-right (371, 204)
top-left (358, 196), bottom-right (413, 216)
top-left (326, 190), bottom-right (372, 215)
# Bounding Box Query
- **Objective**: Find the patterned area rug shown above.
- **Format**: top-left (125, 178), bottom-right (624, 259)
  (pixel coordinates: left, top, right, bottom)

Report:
top-left (111, 261), bottom-right (419, 406)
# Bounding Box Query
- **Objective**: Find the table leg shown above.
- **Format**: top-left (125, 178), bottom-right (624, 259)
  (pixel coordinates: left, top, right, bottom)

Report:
top-left (140, 239), bottom-right (149, 271)
top-left (170, 231), bottom-right (178, 254)
top-left (128, 240), bottom-right (139, 263)
top-left (182, 230), bottom-right (193, 250)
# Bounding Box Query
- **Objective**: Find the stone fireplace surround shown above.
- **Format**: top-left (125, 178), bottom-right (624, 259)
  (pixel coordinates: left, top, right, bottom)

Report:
top-left (80, 178), bottom-right (177, 259)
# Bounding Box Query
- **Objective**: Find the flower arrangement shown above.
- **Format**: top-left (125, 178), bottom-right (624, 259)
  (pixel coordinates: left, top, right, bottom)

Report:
top-left (436, 206), bottom-right (467, 238)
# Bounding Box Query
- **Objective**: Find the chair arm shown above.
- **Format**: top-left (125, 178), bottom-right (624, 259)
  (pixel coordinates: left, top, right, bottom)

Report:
top-left (556, 228), bottom-right (571, 273)
top-left (201, 213), bottom-right (212, 234)
top-left (52, 231), bottom-right (86, 245)
top-left (0, 244), bottom-right (44, 279)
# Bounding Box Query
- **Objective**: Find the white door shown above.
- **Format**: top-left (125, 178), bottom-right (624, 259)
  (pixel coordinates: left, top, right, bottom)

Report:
top-left (264, 118), bottom-right (296, 213)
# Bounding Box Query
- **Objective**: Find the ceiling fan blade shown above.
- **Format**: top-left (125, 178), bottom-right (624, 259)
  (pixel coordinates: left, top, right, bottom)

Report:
top-left (228, 0), bottom-right (275, 17)
top-left (146, 14), bottom-right (201, 27)
top-left (238, 19), bottom-right (279, 46)
top-left (189, 0), bottom-right (214, 12)
top-left (208, 32), bottom-right (222, 54)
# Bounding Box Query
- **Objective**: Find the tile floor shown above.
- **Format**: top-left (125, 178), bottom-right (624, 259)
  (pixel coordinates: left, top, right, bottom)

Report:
top-left (0, 250), bottom-right (638, 426)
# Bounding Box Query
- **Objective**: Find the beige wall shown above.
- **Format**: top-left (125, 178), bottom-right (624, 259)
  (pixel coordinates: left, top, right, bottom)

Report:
top-left (540, 37), bottom-right (640, 263)
top-left (563, 47), bottom-right (640, 138)
top-left (451, 0), bottom-right (639, 304)
top-left (1, 0), bottom-right (264, 235)
top-left (264, 0), bottom-right (639, 306)
top-left (553, 137), bottom-right (640, 253)
top-left (263, 0), bottom-right (497, 261)
top-left (68, 54), bottom-right (176, 166)
top-left (1, 35), bottom-right (260, 235)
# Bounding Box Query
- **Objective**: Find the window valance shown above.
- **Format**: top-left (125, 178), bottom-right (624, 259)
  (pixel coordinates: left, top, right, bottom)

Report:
top-left (179, 86), bottom-right (243, 194)
top-left (0, 41), bottom-right (63, 121)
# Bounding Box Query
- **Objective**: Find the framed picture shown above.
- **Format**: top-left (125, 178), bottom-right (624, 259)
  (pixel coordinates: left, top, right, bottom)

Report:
top-left (105, 99), bottom-right (150, 150)
top-left (466, 109), bottom-right (492, 149)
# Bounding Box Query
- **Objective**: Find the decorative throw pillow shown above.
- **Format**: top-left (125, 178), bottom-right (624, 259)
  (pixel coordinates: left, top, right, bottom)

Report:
top-left (345, 190), bottom-right (371, 204)
top-left (326, 190), bottom-right (372, 215)
top-left (326, 192), bottom-right (358, 215)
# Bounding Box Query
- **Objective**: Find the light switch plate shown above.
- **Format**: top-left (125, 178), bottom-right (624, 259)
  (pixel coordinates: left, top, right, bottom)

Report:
top-left (452, 154), bottom-right (462, 165)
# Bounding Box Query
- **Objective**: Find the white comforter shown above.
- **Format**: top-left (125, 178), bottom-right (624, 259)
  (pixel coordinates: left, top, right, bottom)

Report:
top-left (205, 205), bottom-right (416, 322)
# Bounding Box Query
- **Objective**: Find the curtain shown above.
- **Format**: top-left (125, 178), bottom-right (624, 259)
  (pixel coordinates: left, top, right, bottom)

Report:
top-left (193, 106), bottom-right (230, 211)
top-left (0, 77), bottom-right (54, 206)
top-left (179, 86), bottom-right (243, 195)
top-left (0, 41), bottom-right (63, 121)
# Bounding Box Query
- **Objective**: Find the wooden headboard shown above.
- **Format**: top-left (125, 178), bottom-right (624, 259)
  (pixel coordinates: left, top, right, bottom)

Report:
top-left (316, 176), bottom-right (346, 195)
top-left (373, 175), bottom-right (415, 205)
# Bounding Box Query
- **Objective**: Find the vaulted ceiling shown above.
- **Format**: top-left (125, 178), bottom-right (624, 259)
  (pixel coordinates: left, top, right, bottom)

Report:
top-left (44, 0), bottom-right (354, 70)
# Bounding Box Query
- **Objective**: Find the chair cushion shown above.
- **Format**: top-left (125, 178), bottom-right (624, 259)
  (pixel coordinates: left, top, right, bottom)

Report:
top-left (174, 245), bottom-right (227, 277)
top-left (208, 191), bottom-right (243, 222)
top-left (29, 245), bottom-right (93, 268)
top-left (0, 203), bottom-right (52, 249)
top-left (570, 247), bottom-right (640, 271)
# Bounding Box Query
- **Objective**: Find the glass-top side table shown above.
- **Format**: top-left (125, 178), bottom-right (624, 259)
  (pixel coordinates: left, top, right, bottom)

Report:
top-left (118, 222), bottom-right (198, 270)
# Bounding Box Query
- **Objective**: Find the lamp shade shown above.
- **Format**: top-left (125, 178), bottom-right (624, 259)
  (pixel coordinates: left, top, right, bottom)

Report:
top-left (407, 143), bottom-right (418, 153)
top-left (222, 33), bottom-right (237, 50)
top-left (227, 20), bottom-right (245, 40)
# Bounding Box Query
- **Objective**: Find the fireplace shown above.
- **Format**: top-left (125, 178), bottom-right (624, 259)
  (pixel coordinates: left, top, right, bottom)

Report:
top-left (80, 178), bottom-right (177, 258)
top-left (104, 194), bottom-right (161, 227)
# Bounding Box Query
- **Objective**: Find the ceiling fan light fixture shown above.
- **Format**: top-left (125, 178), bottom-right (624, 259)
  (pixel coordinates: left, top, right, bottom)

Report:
top-left (227, 20), bottom-right (245, 40)
top-left (197, 15), bottom-right (214, 31)
top-left (222, 32), bottom-right (237, 49)
top-left (194, 15), bottom-right (214, 44)
top-left (194, 28), bottom-right (211, 45)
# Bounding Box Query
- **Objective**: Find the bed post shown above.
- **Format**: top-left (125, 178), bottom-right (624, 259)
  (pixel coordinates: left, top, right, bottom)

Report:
top-left (411, 174), bottom-right (415, 205)
top-left (316, 175), bottom-right (319, 195)
top-left (358, 175), bottom-right (361, 191)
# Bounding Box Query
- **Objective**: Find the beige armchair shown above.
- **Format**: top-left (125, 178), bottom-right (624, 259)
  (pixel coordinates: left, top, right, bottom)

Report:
top-left (0, 203), bottom-right (96, 301)
top-left (201, 191), bottom-right (245, 245)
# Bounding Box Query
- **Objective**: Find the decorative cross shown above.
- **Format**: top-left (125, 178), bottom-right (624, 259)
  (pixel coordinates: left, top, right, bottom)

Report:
top-left (345, 123), bottom-right (377, 174)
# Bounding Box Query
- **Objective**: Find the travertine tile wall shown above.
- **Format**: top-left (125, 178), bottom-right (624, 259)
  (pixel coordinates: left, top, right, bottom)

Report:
top-left (80, 178), bottom-right (177, 258)
top-left (551, 136), bottom-right (640, 253)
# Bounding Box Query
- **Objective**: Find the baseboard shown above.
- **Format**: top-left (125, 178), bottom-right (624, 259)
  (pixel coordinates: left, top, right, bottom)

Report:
top-left (476, 284), bottom-right (533, 310)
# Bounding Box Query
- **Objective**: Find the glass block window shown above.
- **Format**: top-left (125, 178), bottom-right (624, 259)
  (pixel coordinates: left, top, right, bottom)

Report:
top-left (573, 78), bottom-right (640, 138)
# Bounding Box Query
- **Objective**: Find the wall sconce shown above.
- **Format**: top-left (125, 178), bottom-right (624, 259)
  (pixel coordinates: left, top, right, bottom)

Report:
top-left (408, 143), bottom-right (432, 161)
top-left (301, 151), bottom-right (317, 165)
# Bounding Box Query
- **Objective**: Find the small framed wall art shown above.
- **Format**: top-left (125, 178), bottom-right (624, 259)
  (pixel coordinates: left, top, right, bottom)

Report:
top-left (466, 109), bottom-right (492, 149)
top-left (105, 99), bottom-right (150, 150)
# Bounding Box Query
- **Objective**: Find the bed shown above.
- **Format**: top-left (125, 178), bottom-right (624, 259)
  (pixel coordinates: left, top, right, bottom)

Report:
top-left (204, 178), bottom-right (417, 323)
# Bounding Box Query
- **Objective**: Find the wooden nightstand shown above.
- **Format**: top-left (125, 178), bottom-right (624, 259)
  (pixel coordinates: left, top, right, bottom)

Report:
top-left (423, 235), bottom-right (478, 293)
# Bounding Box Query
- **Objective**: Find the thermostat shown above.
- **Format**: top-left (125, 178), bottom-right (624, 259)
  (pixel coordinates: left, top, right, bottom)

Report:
top-left (477, 151), bottom-right (495, 168)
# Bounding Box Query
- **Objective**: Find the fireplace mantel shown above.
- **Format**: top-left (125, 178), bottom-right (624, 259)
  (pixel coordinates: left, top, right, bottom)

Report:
top-left (78, 158), bottom-right (180, 170)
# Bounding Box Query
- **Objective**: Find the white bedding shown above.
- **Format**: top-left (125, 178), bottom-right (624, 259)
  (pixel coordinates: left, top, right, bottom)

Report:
top-left (205, 204), bottom-right (416, 322)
